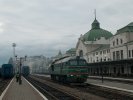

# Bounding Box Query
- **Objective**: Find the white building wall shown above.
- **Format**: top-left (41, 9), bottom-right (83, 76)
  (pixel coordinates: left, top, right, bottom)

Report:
top-left (127, 32), bottom-right (133, 42)
top-left (76, 36), bottom-right (111, 63)
top-left (87, 48), bottom-right (110, 63)
top-left (128, 44), bottom-right (133, 59)
top-left (76, 39), bottom-right (88, 61)
top-left (110, 32), bottom-right (129, 60)
top-left (110, 33), bottom-right (127, 48)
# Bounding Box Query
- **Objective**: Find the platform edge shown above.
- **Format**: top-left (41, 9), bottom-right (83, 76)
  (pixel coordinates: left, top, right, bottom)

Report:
top-left (0, 78), bottom-right (14, 100)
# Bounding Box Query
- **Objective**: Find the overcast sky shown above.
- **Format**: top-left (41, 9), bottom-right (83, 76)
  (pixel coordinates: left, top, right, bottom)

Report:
top-left (0, 0), bottom-right (133, 65)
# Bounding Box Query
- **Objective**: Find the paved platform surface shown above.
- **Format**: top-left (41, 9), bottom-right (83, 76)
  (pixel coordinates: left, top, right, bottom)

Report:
top-left (89, 76), bottom-right (133, 81)
top-left (87, 78), bottom-right (133, 92)
top-left (2, 77), bottom-right (45, 100)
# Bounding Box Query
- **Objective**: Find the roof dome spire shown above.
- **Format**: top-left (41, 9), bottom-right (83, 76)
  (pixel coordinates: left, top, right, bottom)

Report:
top-left (92, 9), bottom-right (100, 29)
top-left (95, 9), bottom-right (96, 20)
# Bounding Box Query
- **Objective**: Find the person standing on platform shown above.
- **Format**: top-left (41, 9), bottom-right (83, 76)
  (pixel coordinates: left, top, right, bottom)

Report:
top-left (16, 72), bottom-right (19, 82)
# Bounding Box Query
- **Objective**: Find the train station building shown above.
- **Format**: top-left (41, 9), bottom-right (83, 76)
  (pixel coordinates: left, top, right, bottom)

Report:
top-left (76, 16), bottom-right (133, 77)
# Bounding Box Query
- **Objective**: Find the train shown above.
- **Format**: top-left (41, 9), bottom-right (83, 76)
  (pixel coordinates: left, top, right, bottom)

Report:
top-left (0, 64), bottom-right (30, 79)
top-left (22, 66), bottom-right (30, 77)
top-left (49, 56), bottom-right (88, 83)
top-left (1, 64), bottom-right (14, 79)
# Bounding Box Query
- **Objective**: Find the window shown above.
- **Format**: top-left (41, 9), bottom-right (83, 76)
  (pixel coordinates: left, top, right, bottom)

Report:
top-left (114, 67), bottom-right (116, 73)
top-left (51, 65), bottom-right (54, 71)
top-left (65, 62), bottom-right (69, 66)
top-left (104, 57), bottom-right (106, 61)
top-left (121, 66), bottom-right (124, 74)
top-left (79, 50), bottom-right (83, 57)
top-left (96, 52), bottom-right (98, 55)
top-left (113, 41), bottom-right (115, 46)
top-left (121, 50), bottom-right (123, 59)
top-left (116, 51), bottom-right (120, 60)
top-left (100, 51), bottom-right (102, 55)
top-left (131, 66), bottom-right (133, 74)
top-left (129, 50), bottom-right (131, 58)
top-left (107, 49), bottom-right (110, 53)
top-left (70, 60), bottom-right (77, 65)
top-left (96, 57), bottom-right (98, 62)
top-left (103, 50), bottom-right (106, 54)
top-left (120, 39), bottom-right (123, 44)
top-left (78, 60), bottom-right (86, 65)
top-left (113, 52), bottom-right (115, 60)
top-left (132, 50), bottom-right (133, 58)
top-left (116, 39), bottom-right (119, 45)
top-left (100, 58), bottom-right (102, 62)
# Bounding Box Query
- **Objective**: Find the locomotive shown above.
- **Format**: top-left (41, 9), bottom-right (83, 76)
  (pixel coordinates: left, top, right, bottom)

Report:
top-left (49, 56), bottom-right (88, 83)
top-left (1, 64), bottom-right (14, 78)
top-left (22, 66), bottom-right (30, 77)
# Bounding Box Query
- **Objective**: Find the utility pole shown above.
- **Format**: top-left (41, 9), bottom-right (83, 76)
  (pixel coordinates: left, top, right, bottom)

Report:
top-left (12, 43), bottom-right (16, 57)
top-left (12, 43), bottom-right (16, 73)
top-left (19, 57), bottom-right (22, 85)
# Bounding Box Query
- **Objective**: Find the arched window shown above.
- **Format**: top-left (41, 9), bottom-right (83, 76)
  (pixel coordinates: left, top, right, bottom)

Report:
top-left (120, 39), bottom-right (123, 44)
top-left (116, 38), bottom-right (119, 45)
top-left (100, 58), bottom-right (102, 62)
top-left (79, 50), bottom-right (83, 57)
top-left (113, 41), bottom-right (115, 46)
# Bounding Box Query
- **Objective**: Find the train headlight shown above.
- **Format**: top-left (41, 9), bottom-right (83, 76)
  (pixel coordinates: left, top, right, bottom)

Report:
top-left (70, 75), bottom-right (73, 76)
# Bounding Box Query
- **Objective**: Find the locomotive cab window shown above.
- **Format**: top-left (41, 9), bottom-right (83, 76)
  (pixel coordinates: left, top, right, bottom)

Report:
top-left (78, 60), bottom-right (86, 66)
top-left (69, 60), bottom-right (78, 66)
top-left (69, 60), bottom-right (87, 66)
top-left (51, 65), bottom-right (54, 71)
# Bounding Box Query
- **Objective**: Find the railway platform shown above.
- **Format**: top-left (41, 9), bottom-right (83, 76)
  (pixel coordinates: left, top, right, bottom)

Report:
top-left (87, 78), bottom-right (133, 93)
top-left (0, 77), bottom-right (48, 100)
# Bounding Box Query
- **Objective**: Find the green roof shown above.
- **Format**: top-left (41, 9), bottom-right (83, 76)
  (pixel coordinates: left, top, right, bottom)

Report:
top-left (117, 22), bottom-right (133, 34)
top-left (66, 48), bottom-right (76, 54)
top-left (83, 19), bottom-right (113, 41)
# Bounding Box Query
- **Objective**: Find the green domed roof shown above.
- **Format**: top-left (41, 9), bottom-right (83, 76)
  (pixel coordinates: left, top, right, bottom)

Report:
top-left (117, 22), bottom-right (133, 34)
top-left (83, 19), bottom-right (113, 41)
top-left (66, 48), bottom-right (76, 54)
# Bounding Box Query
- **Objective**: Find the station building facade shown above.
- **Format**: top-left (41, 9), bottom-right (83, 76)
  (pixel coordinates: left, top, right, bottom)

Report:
top-left (76, 17), bottom-right (133, 77)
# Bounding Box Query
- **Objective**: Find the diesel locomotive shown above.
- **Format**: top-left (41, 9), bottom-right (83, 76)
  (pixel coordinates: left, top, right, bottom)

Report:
top-left (49, 56), bottom-right (88, 83)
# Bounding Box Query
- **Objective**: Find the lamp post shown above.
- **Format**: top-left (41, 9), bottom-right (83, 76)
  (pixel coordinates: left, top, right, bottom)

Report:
top-left (15, 56), bottom-right (23, 85)
top-left (19, 57), bottom-right (23, 85)
top-left (19, 56), bottom-right (27, 85)
top-left (12, 43), bottom-right (17, 74)
top-left (12, 43), bottom-right (16, 57)
top-left (15, 55), bottom-right (18, 73)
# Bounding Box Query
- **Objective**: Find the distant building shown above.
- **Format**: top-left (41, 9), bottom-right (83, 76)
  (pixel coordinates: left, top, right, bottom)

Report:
top-left (26, 55), bottom-right (51, 74)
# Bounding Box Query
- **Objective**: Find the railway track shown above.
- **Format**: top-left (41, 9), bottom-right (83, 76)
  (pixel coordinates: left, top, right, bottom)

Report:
top-left (74, 83), bottom-right (133, 100)
top-left (26, 76), bottom-right (80, 100)
top-left (0, 78), bottom-right (11, 95)
top-left (32, 74), bottom-right (133, 100)
top-left (27, 75), bottom-right (107, 100)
